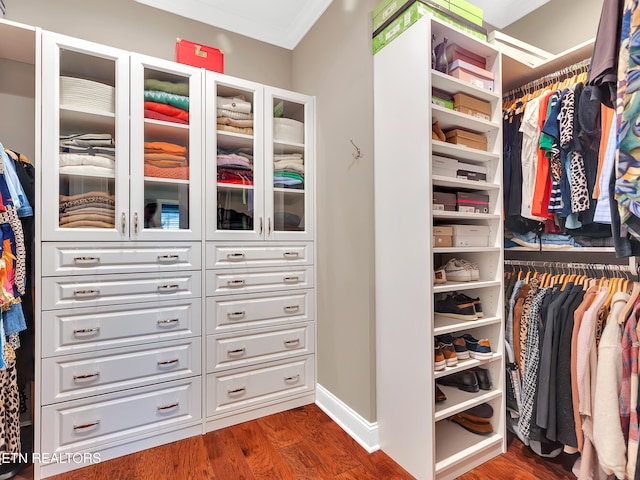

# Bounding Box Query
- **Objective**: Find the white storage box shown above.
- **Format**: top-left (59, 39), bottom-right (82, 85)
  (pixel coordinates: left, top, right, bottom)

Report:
top-left (432, 155), bottom-right (458, 177)
top-left (441, 224), bottom-right (490, 247)
top-left (274, 117), bottom-right (304, 144)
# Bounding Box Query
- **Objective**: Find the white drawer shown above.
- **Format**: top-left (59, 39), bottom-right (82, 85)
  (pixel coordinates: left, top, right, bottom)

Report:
top-left (42, 242), bottom-right (201, 276)
top-left (42, 299), bottom-right (202, 358)
top-left (42, 271), bottom-right (201, 310)
top-left (42, 338), bottom-right (201, 405)
top-left (41, 378), bottom-right (201, 454)
top-left (207, 323), bottom-right (314, 372)
top-left (206, 356), bottom-right (314, 417)
top-left (206, 242), bottom-right (312, 269)
top-left (206, 266), bottom-right (313, 296)
top-left (206, 290), bottom-right (314, 334)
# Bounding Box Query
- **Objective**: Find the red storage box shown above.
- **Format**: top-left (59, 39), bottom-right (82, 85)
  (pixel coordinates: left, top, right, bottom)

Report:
top-left (175, 38), bottom-right (224, 73)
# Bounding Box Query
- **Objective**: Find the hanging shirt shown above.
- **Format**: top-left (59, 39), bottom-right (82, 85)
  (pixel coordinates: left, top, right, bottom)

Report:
top-left (520, 97), bottom-right (547, 221)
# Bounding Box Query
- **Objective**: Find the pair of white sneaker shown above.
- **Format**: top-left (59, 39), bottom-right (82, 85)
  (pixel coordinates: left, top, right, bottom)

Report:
top-left (443, 258), bottom-right (479, 282)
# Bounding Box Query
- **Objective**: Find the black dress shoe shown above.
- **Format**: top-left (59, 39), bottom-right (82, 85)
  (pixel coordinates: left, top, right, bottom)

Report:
top-left (436, 371), bottom-right (479, 392)
top-left (471, 366), bottom-right (492, 390)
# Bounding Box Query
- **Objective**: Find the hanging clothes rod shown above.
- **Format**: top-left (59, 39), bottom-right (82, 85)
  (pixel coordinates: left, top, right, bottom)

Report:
top-left (505, 259), bottom-right (638, 274)
top-left (503, 58), bottom-right (591, 102)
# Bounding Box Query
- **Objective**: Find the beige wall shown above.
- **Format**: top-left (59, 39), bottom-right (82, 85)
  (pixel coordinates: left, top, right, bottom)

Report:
top-left (4, 0), bottom-right (292, 89)
top-left (293, 0), bottom-right (379, 421)
top-left (499, 0), bottom-right (603, 54)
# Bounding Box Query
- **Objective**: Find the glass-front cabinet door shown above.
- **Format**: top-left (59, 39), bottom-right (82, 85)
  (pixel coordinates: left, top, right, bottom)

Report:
top-left (130, 53), bottom-right (202, 241)
top-left (205, 73), bottom-right (264, 240)
top-left (41, 32), bottom-right (130, 241)
top-left (264, 87), bottom-right (314, 241)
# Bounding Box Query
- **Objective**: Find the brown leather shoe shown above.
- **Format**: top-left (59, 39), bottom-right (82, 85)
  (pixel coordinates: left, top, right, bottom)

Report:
top-left (436, 385), bottom-right (447, 403)
top-left (432, 121), bottom-right (446, 142)
top-left (450, 414), bottom-right (493, 435)
top-left (458, 403), bottom-right (493, 423)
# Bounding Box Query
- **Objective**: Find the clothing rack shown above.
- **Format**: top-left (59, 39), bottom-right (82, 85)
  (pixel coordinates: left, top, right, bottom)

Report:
top-left (505, 258), bottom-right (639, 278)
top-left (502, 58), bottom-right (591, 103)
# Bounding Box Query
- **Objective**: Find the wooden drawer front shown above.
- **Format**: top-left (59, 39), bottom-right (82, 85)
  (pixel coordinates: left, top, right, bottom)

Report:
top-left (206, 242), bottom-right (312, 269)
top-left (42, 299), bottom-right (201, 358)
top-left (42, 339), bottom-right (201, 405)
top-left (206, 266), bottom-right (313, 296)
top-left (42, 242), bottom-right (201, 276)
top-left (42, 271), bottom-right (201, 310)
top-left (41, 378), bottom-right (201, 454)
top-left (207, 356), bottom-right (314, 416)
top-left (207, 323), bottom-right (314, 372)
top-left (206, 290), bottom-right (314, 334)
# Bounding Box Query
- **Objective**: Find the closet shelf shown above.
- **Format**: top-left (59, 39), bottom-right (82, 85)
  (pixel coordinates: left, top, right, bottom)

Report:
top-left (432, 211), bottom-right (501, 221)
top-left (434, 386), bottom-right (502, 422)
top-left (435, 422), bottom-right (503, 474)
top-left (432, 104), bottom-right (500, 134)
top-left (60, 106), bottom-right (115, 133)
top-left (434, 354), bottom-right (503, 380)
top-left (431, 70), bottom-right (499, 103)
top-left (144, 176), bottom-right (190, 185)
top-left (434, 280), bottom-right (501, 294)
top-left (216, 130), bottom-right (254, 149)
top-left (432, 176), bottom-right (499, 191)
top-left (434, 315), bottom-right (502, 336)
top-left (431, 140), bottom-right (499, 164)
top-left (434, 247), bottom-right (501, 254)
top-left (505, 246), bottom-right (616, 253)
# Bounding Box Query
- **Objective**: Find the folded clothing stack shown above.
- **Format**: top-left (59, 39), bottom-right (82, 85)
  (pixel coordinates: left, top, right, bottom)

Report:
top-left (449, 403), bottom-right (493, 435)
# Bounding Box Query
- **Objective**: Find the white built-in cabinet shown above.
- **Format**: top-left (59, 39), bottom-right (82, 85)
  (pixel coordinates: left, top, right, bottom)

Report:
top-left (374, 15), bottom-right (505, 480)
top-left (204, 72), bottom-right (316, 430)
top-left (0, 22), bottom-right (318, 478)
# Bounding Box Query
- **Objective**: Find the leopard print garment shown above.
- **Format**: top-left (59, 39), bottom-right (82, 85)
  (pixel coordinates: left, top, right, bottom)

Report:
top-left (519, 276), bottom-right (541, 379)
top-left (559, 89), bottom-right (575, 150)
top-left (0, 355), bottom-right (20, 460)
top-left (570, 151), bottom-right (590, 213)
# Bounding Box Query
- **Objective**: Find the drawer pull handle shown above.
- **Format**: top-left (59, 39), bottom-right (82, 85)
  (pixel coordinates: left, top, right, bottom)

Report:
top-left (73, 372), bottom-right (100, 381)
top-left (73, 256), bottom-right (100, 265)
top-left (227, 279), bottom-right (246, 287)
top-left (73, 289), bottom-right (100, 297)
top-left (227, 253), bottom-right (246, 260)
top-left (73, 327), bottom-right (100, 336)
top-left (157, 254), bottom-right (179, 262)
top-left (283, 276), bottom-right (299, 284)
top-left (157, 358), bottom-right (179, 366)
top-left (121, 212), bottom-right (126, 234)
top-left (227, 387), bottom-right (246, 396)
top-left (227, 347), bottom-right (246, 356)
top-left (227, 311), bottom-right (246, 319)
top-left (283, 252), bottom-right (300, 259)
top-left (284, 339), bottom-right (300, 346)
top-left (284, 374), bottom-right (300, 383)
top-left (157, 402), bottom-right (179, 411)
top-left (74, 420), bottom-right (100, 431)
top-left (158, 284), bottom-right (179, 292)
top-left (284, 305), bottom-right (300, 313)
top-left (157, 318), bottom-right (179, 326)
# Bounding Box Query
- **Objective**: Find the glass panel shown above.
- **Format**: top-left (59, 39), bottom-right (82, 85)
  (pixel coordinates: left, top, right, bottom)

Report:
top-left (142, 67), bottom-right (190, 231)
top-left (216, 84), bottom-right (256, 232)
top-left (58, 49), bottom-right (116, 230)
top-left (272, 97), bottom-right (305, 232)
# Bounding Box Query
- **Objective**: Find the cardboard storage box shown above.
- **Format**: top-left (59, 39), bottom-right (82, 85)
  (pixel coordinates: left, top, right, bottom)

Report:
top-left (433, 225), bottom-right (453, 247)
top-left (457, 160), bottom-right (487, 181)
top-left (442, 224), bottom-right (490, 247)
top-left (456, 191), bottom-right (489, 213)
top-left (445, 129), bottom-right (487, 151)
top-left (175, 38), bottom-right (224, 73)
top-left (446, 43), bottom-right (486, 69)
top-left (448, 59), bottom-right (494, 91)
top-left (433, 191), bottom-right (457, 211)
top-left (453, 92), bottom-right (491, 120)
top-left (372, 1), bottom-right (487, 54)
top-left (430, 0), bottom-right (483, 26)
top-left (432, 155), bottom-right (458, 177)
top-left (432, 95), bottom-right (454, 109)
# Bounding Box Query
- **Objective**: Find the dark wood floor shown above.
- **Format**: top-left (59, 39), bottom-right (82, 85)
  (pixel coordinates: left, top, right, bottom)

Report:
top-left (16, 404), bottom-right (577, 479)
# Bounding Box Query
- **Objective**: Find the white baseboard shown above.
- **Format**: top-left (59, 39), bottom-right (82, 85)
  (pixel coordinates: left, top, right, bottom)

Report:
top-left (315, 384), bottom-right (379, 453)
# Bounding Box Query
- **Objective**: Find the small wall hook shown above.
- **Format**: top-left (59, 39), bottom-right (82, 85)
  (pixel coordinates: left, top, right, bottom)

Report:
top-left (350, 139), bottom-right (362, 160)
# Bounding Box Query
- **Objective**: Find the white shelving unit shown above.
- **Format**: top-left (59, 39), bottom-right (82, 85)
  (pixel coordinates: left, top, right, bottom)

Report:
top-left (374, 14), bottom-right (505, 480)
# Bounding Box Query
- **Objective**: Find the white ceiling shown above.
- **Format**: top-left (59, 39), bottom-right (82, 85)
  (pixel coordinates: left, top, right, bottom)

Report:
top-left (135, 0), bottom-right (549, 50)
top-left (135, 0), bottom-right (334, 50)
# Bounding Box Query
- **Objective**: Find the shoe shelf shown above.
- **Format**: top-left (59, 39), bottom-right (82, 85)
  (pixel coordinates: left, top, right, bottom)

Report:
top-left (432, 175), bottom-right (500, 191)
top-left (433, 353), bottom-right (503, 380)
top-left (434, 247), bottom-right (500, 254)
top-left (432, 140), bottom-right (500, 164)
top-left (432, 211), bottom-right (501, 221)
top-left (432, 104), bottom-right (500, 134)
top-left (431, 70), bottom-right (500, 104)
top-left (435, 386), bottom-right (502, 421)
top-left (433, 315), bottom-right (502, 336)
top-left (433, 280), bottom-right (501, 294)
